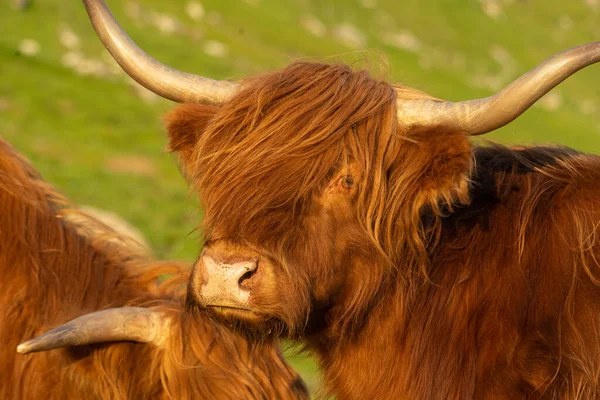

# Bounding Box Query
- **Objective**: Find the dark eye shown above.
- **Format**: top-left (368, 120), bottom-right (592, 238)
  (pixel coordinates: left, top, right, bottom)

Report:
top-left (341, 175), bottom-right (354, 189)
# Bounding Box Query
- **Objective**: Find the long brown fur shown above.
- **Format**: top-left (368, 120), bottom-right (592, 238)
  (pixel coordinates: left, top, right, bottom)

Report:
top-left (0, 137), bottom-right (308, 399)
top-left (164, 61), bottom-right (600, 399)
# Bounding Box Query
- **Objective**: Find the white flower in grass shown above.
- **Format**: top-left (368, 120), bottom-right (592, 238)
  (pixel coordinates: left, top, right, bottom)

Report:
top-left (151, 12), bottom-right (180, 35)
top-left (203, 40), bottom-right (229, 58)
top-left (332, 23), bottom-right (366, 49)
top-left (59, 27), bottom-right (80, 49)
top-left (61, 51), bottom-right (83, 69)
top-left (382, 31), bottom-right (421, 53)
top-left (19, 39), bottom-right (40, 57)
top-left (359, 0), bottom-right (377, 9)
top-left (186, 1), bottom-right (205, 21)
top-left (300, 15), bottom-right (326, 38)
top-left (478, 0), bottom-right (515, 19)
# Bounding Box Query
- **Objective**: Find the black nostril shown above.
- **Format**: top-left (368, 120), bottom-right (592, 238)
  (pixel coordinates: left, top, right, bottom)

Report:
top-left (238, 265), bottom-right (258, 290)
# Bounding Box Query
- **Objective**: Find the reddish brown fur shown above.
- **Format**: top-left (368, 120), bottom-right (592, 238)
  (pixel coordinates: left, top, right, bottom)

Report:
top-left (0, 138), bottom-right (308, 399)
top-left (165, 61), bottom-right (600, 399)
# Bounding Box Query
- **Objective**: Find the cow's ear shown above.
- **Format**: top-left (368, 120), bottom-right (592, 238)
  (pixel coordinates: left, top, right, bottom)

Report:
top-left (164, 104), bottom-right (219, 179)
top-left (390, 89), bottom-right (472, 213)
top-left (401, 127), bottom-right (472, 212)
top-left (382, 127), bottom-right (472, 262)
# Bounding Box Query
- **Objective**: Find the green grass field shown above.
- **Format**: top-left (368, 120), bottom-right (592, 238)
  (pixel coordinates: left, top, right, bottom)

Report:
top-left (1, 0), bottom-right (598, 394)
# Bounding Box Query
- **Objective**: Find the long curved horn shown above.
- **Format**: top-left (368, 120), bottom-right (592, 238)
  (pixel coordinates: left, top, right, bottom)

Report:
top-left (16, 307), bottom-right (171, 354)
top-left (83, 0), bottom-right (238, 104)
top-left (398, 41), bottom-right (600, 136)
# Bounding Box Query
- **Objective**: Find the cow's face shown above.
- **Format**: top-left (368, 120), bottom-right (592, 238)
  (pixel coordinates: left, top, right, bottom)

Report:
top-left (166, 63), bottom-right (472, 338)
top-left (188, 162), bottom-right (376, 336)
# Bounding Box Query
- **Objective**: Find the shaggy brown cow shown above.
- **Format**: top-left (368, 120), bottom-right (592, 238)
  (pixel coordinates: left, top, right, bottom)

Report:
top-left (1, 137), bottom-right (308, 399)
top-left (76, 0), bottom-right (600, 398)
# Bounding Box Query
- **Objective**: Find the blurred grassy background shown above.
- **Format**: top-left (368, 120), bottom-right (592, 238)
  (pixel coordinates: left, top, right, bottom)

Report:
top-left (1, 0), bottom-right (599, 394)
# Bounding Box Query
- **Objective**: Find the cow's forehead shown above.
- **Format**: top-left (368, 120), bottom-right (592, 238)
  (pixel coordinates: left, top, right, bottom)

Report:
top-left (188, 62), bottom-right (399, 242)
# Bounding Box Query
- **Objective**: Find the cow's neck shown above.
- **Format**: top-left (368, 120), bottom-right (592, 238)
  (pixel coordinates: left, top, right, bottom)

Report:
top-left (306, 144), bottom-right (578, 399)
top-left (306, 261), bottom-right (486, 399)
top-left (307, 286), bottom-right (410, 399)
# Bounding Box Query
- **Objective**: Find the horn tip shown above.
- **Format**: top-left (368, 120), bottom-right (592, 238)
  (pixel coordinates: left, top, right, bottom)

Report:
top-left (16, 342), bottom-right (32, 354)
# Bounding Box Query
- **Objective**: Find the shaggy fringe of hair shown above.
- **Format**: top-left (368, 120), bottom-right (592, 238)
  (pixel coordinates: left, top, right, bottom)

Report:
top-left (168, 62), bottom-right (471, 283)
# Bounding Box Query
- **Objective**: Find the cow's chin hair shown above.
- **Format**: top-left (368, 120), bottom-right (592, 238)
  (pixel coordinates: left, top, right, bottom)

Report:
top-left (203, 306), bottom-right (289, 341)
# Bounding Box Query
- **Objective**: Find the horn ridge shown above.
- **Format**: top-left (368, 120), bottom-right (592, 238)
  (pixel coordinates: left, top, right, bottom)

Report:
top-left (82, 0), bottom-right (238, 104)
top-left (16, 307), bottom-right (172, 354)
top-left (397, 41), bottom-right (600, 135)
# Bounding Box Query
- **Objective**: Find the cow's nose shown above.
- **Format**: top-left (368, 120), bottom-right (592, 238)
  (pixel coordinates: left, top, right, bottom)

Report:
top-left (198, 253), bottom-right (259, 309)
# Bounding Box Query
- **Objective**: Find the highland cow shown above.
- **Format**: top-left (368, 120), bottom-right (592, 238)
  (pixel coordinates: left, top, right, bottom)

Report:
top-left (79, 0), bottom-right (600, 398)
top-left (1, 136), bottom-right (307, 399)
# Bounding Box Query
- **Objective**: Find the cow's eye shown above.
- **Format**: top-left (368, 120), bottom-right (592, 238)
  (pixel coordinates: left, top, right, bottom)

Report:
top-left (340, 175), bottom-right (354, 189)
